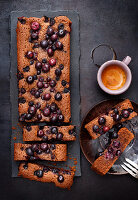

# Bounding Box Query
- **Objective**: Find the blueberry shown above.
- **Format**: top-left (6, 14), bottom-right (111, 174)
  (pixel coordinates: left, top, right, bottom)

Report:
top-left (26, 76), bottom-right (34, 84)
top-left (40, 143), bottom-right (48, 151)
top-left (35, 62), bottom-right (42, 70)
top-left (128, 108), bottom-right (133, 113)
top-left (113, 114), bottom-right (121, 122)
top-left (50, 18), bottom-right (55, 26)
top-left (26, 51), bottom-right (34, 59)
top-left (59, 64), bottom-right (64, 70)
top-left (114, 123), bottom-right (122, 130)
top-left (42, 135), bottom-right (48, 141)
top-left (50, 103), bottom-right (57, 112)
top-left (51, 127), bottom-right (58, 134)
top-left (37, 130), bottom-right (44, 137)
top-left (56, 132), bottom-right (63, 140)
top-left (98, 117), bottom-right (106, 125)
top-left (49, 58), bottom-right (56, 66)
top-left (28, 106), bottom-right (36, 115)
top-left (47, 27), bottom-right (54, 36)
top-left (42, 58), bottom-right (47, 63)
top-left (31, 22), bottom-right (40, 31)
top-left (20, 88), bottom-right (26, 94)
top-left (31, 32), bottom-right (38, 40)
top-left (49, 80), bottom-right (56, 87)
top-left (93, 125), bottom-right (99, 133)
top-left (121, 109), bottom-right (130, 118)
top-left (37, 114), bottom-right (42, 120)
top-left (26, 147), bottom-right (34, 156)
top-left (55, 68), bottom-right (62, 76)
top-left (116, 150), bottom-right (122, 156)
top-left (57, 175), bottom-right (64, 183)
top-left (37, 81), bottom-right (44, 89)
top-left (61, 80), bottom-right (67, 86)
top-left (34, 91), bottom-right (40, 98)
top-left (55, 92), bottom-right (62, 101)
top-left (34, 170), bottom-right (43, 178)
top-left (26, 113), bottom-right (32, 120)
top-left (110, 131), bottom-right (118, 139)
top-left (58, 114), bottom-right (64, 122)
top-left (50, 144), bottom-right (56, 150)
top-left (51, 34), bottom-right (58, 41)
top-left (40, 40), bottom-right (48, 48)
top-left (47, 48), bottom-right (54, 57)
top-left (55, 41), bottom-right (63, 50)
top-left (31, 144), bottom-right (38, 152)
top-left (103, 126), bottom-right (110, 133)
top-left (58, 23), bottom-right (64, 30)
top-left (113, 108), bottom-right (119, 114)
top-left (58, 29), bottom-right (65, 37)
top-left (50, 114), bottom-right (58, 122)
top-left (44, 93), bottom-right (51, 100)
top-left (43, 108), bottom-right (51, 116)
top-left (26, 125), bottom-right (32, 131)
top-left (28, 101), bottom-right (34, 106)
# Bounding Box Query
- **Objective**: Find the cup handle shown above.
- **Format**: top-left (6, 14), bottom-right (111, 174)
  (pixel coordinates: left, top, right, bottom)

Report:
top-left (122, 56), bottom-right (131, 65)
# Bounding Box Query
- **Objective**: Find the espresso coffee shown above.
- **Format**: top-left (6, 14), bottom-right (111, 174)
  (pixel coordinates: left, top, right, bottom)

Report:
top-left (101, 65), bottom-right (126, 90)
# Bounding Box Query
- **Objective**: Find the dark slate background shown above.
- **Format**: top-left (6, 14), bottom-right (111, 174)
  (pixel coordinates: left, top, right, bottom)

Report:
top-left (0, 0), bottom-right (138, 200)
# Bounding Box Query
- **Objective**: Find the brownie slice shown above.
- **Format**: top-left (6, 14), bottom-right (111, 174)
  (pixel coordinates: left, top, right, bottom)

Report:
top-left (17, 16), bottom-right (72, 122)
top-left (14, 143), bottom-right (67, 161)
top-left (18, 162), bottom-right (75, 189)
top-left (85, 99), bottom-right (137, 140)
top-left (23, 125), bottom-right (76, 141)
top-left (92, 128), bottom-right (134, 175)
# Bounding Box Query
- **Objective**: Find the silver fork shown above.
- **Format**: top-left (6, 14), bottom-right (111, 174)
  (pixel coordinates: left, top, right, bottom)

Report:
top-left (121, 158), bottom-right (138, 178)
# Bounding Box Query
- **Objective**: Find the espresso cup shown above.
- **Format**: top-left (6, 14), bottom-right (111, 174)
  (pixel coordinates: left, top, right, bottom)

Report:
top-left (97, 56), bottom-right (132, 95)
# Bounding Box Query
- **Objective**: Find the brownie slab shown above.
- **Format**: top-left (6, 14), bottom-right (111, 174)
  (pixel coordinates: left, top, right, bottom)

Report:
top-left (23, 125), bottom-right (76, 141)
top-left (18, 162), bottom-right (75, 189)
top-left (92, 128), bottom-right (134, 175)
top-left (14, 143), bottom-right (67, 161)
top-left (17, 16), bottom-right (72, 122)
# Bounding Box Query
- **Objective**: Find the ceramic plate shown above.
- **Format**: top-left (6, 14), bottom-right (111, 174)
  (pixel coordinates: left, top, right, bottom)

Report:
top-left (80, 99), bottom-right (138, 175)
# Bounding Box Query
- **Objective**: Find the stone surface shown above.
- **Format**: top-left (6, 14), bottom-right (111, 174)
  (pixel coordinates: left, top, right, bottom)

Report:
top-left (0, 0), bottom-right (138, 200)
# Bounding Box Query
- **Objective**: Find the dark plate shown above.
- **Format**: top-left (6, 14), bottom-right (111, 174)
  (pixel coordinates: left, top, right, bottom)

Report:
top-left (80, 99), bottom-right (138, 175)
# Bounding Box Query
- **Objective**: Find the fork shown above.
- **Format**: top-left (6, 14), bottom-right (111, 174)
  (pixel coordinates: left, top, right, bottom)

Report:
top-left (121, 158), bottom-right (138, 178)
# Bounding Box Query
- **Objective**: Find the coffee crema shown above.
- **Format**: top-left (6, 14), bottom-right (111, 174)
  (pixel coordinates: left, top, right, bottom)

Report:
top-left (101, 65), bottom-right (126, 90)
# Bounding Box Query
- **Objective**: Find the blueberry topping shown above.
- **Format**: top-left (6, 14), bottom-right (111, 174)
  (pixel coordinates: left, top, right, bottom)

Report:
top-left (26, 51), bottom-right (34, 59)
top-left (37, 130), bottom-right (44, 137)
top-left (23, 164), bottom-right (28, 169)
top-left (37, 114), bottom-right (42, 120)
top-left (47, 27), bottom-right (54, 36)
top-left (58, 29), bottom-right (65, 37)
top-left (44, 93), bottom-right (51, 100)
top-left (51, 34), bottom-right (58, 42)
top-left (55, 41), bottom-right (63, 50)
top-left (55, 92), bottom-right (62, 101)
top-left (51, 127), bottom-right (58, 134)
top-left (31, 22), bottom-right (40, 31)
top-left (113, 108), bottom-right (119, 114)
top-left (31, 144), bottom-right (38, 152)
top-left (37, 81), bottom-right (44, 89)
top-left (20, 88), bottom-right (26, 94)
top-left (58, 23), bottom-right (64, 30)
top-left (50, 18), bottom-right (55, 26)
top-left (128, 108), bottom-right (133, 113)
top-left (31, 32), bottom-right (38, 40)
top-left (110, 131), bottom-right (118, 139)
top-left (18, 97), bottom-right (26, 104)
top-left (42, 135), bottom-right (48, 141)
top-left (43, 108), bottom-right (51, 116)
top-left (61, 80), bottom-right (67, 86)
top-left (98, 117), bottom-right (106, 125)
top-left (56, 132), bottom-right (63, 140)
top-left (26, 147), bottom-right (34, 156)
top-left (26, 113), bottom-right (32, 120)
top-left (34, 91), bottom-right (40, 98)
top-left (23, 66), bottom-right (30, 72)
top-left (116, 150), bottom-right (122, 156)
top-left (93, 125), bottom-right (99, 133)
top-left (40, 143), bottom-right (48, 151)
top-left (42, 58), bottom-right (47, 63)
top-left (26, 125), bottom-right (32, 131)
top-left (33, 42), bottom-right (39, 48)
top-left (55, 68), bottom-right (62, 76)
top-left (59, 64), bottom-right (64, 70)
top-left (50, 113), bottom-right (58, 122)
top-left (103, 126), bottom-right (110, 133)
top-left (58, 114), bottom-right (64, 122)
top-left (113, 114), bottom-right (121, 122)
top-left (35, 62), bottom-right (42, 70)
top-left (57, 175), bottom-right (64, 183)
top-left (44, 16), bottom-right (49, 22)
top-left (49, 58), bottom-right (56, 66)
top-left (47, 48), bottom-right (54, 57)
top-left (34, 170), bottom-right (43, 178)
top-left (28, 106), bottom-right (36, 115)
top-left (18, 17), bottom-right (26, 24)
top-left (121, 109), bottom-right (130, 118)
top-left (50, 103), bottom-right (57, 112)
top-left (26, 76), bottom-right (34, 84)
top-left (40, 40), bottom-right (48, 48)
top-left (49, 80), bottom-right (56, 87)
top-left (51, 44), bottom-right (57, 51)
top-left (50, 144), bottom-right (56, 150)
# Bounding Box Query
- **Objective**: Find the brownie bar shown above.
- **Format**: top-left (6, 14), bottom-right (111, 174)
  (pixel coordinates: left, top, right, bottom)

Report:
top-left (18, 162), bottom-right (75, 189)
top-left (17, 16), bottom-right (72, 122)
top-left (85, 99), bottom-right (137, 139)
top-left (23, 125), bottom-right (76, 141)
top-left (14, 143), bottom-right (67, 161)
top-left (92, 128), bottom-right (134, 175)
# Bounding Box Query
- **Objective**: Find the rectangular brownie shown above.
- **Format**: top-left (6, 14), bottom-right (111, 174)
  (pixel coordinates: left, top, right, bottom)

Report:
top-left (23, 125), bottom-right (76, 141)
top-left (92, 128), bottom-right (134, 175)
top-left (17, 16), bottom-right (72, 122)
top-left (18, 162), bottom-right (75, 189)
top-left (85, 99), bottom-right (137, 139)
top-left (14, 143), bottom-right (67, 161)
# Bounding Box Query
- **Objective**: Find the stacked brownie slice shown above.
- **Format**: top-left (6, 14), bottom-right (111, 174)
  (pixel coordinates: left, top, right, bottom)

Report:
top-left (15, 15), bottom-right (75, 189)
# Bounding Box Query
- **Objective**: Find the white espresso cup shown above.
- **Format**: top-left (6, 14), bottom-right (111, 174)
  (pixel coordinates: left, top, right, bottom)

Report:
top-left (97, 56), bottom-right (132, 95)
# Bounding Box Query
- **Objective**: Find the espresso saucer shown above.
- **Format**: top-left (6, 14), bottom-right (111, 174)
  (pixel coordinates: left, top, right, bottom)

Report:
top-left (80, 99), bottom-right (138, 175)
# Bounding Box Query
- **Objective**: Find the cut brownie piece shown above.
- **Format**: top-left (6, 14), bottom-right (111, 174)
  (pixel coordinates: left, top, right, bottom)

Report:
top-left (92, 128), bottom-right (134, 175)
top-left (14, 143), bottom-right (67, 161)
top-left (85, 99), bottom-right (137, 139)
top-left (23, 125), bottom-right (76, 141)
top-left (18, 162), bottom-right (75, 189)
top-left (17, 16), bottom-right (72, 122)
top-left (85, 115), bottom-right (113, 140)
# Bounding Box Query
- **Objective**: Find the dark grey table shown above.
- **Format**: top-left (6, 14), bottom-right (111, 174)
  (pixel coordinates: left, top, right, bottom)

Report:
top-left (0, 0), bottom-right (138, 200)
